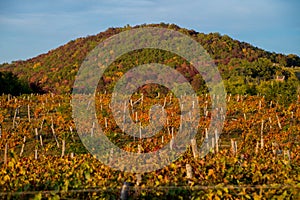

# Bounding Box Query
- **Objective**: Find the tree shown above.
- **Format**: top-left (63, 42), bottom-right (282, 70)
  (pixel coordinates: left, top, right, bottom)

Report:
top-left (0, 71), bottom-right (32, 95)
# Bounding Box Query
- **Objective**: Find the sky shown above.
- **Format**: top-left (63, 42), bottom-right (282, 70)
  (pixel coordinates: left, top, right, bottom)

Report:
top-left (0, 0), bottom-right (299, 64)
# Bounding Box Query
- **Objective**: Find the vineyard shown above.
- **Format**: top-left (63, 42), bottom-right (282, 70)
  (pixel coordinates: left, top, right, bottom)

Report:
top-left (0, 92), bottom-right (299, 199)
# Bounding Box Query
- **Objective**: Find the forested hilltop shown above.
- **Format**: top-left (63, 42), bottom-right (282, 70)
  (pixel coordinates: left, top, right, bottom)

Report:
top-left (1, 23), bottom-right (299, 104)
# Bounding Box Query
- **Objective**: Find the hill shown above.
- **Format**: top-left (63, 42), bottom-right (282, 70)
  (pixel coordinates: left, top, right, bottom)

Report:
top-left (0, 23), bottom-right (299, 104)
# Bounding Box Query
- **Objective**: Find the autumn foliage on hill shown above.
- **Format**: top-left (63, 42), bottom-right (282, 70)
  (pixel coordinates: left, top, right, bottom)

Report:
top-left (0, 23), bottom-right (299, 98)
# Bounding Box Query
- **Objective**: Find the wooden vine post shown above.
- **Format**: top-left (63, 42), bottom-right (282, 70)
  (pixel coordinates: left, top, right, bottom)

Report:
top-left (35, 128), bottom-right (39, 141)
top-left (4, 143), bottom-right (8, 165)
top-left (20, 136), bottom-right (26, 157)
top-left (51, 117), bottom-right (60, 148)
top-left (215, 130), bottom-right (219, 153)
top-left (27, 104), bottom-right (31, 122)
top-left (170, 138), bottom-right (174, 150)
top-left (61, 139), bottom-right (65, 157)
top-left (255, 141), bottom-right (259, 154)
top-left (186, 163), bottom-right (193, 180)
top-left (39, 134), bottom-right (43, 147)
top-left (276, 114), bottom-right (282, 130)
top-left (136, 174), bottom-right (142, 186)
top-left (205, 128), bottom-right (209, 151)
top-left (231, 139), bottom-right (237, 155)
top-left (105, 117), bottom-right (108, 128)
top-left (260, 120), bottom-right (264, 149)
top-left (34, 148), bottom-right (38, 160)
top-left (191, 138), bottom-right (199, 159)
top-left (12, 108), bottom-right (17, 128)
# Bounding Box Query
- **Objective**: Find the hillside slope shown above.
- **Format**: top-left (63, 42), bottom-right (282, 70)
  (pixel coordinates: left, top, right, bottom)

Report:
top-left (0, 23), bottom-right (299, 97)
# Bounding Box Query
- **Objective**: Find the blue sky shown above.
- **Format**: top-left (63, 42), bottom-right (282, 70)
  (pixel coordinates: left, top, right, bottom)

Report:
top-left (0, 0), bottom-right (299, 64)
